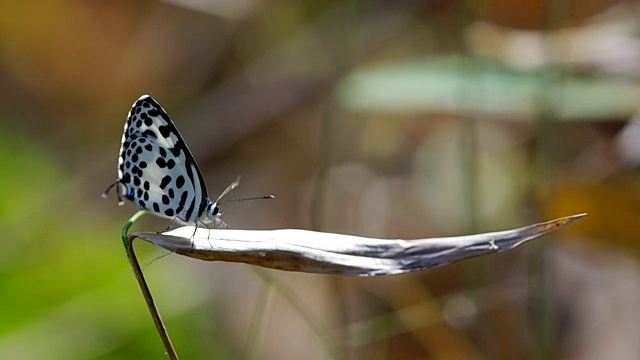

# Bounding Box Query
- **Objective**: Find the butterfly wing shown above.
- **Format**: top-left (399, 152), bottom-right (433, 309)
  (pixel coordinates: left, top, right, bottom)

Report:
top-left (116, 95), bottom-right (209, 224)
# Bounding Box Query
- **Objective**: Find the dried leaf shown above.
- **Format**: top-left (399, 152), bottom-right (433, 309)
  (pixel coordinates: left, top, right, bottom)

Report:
top-left (131, 214), bottom-right (585, 276)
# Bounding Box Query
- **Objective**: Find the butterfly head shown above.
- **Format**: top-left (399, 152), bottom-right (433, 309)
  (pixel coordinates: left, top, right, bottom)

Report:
top-left (198, 177), bottom-right (241, 224)
top-left (202, 201), bottom-right (221, 223)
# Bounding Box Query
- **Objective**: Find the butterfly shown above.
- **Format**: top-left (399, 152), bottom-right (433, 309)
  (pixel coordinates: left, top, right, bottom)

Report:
top-left (103, 94), bottom-right (273, 228)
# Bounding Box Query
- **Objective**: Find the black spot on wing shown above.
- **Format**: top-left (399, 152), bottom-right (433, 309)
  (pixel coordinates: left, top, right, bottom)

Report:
top-left (131, 166), bottom-right (142, 177)
top-left (158, 125), bottom-right (172, 139)
top-left (185, 198), bottom-right (195, 222)
top-left (170, 140), bottom-right (184, 157)
top-left (143, 129), bottom-right (157, 139)
top-left (176, 191), bottom-right (188, 215)
top-left (159, 175), bottom-right (172, 189)
top-left (176, 175), bottom-right (185, 189)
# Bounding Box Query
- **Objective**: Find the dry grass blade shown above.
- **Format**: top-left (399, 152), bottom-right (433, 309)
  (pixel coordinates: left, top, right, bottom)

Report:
top-left (130, 214), bottom-right (586, 276)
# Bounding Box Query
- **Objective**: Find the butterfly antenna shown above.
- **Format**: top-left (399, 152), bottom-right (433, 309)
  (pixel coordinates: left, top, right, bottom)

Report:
top-left (215, 176), bottom-right (241, 203)
top-left (214, 176), bottom-right (274, 205)
top-left (219, 195), bottom-right (275, 204)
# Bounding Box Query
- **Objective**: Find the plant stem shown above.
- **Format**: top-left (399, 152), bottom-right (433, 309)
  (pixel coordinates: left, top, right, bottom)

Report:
top-left (122, 210), bottom-right (178, 359)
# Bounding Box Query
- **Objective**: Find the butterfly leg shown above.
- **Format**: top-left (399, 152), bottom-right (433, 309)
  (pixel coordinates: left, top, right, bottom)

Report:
top-left (191, 224), bottom-right (198, 239)
top-left (197, 220), bottom-right (214, 247)
top-left (164, 216), bottom-right (180, 232)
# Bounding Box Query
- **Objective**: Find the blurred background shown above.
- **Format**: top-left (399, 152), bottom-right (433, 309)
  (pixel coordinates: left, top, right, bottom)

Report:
top-left (1, 0), bottom-right (640, 359)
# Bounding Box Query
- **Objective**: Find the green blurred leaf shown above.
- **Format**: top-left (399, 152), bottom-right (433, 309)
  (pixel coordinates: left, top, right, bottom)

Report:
top-left (338, 55), bottom-right (640, 120)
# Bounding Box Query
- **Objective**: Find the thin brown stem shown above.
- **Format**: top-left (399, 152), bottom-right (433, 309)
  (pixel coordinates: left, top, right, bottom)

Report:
top-left (122, 211), bottom-right (178, 359)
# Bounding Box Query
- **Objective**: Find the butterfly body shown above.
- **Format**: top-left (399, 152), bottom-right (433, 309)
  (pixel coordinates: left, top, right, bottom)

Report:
top-left (108, 95), bottom-right (221, 225)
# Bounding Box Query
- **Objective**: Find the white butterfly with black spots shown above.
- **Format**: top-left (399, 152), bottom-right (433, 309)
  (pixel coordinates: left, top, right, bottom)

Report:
top-left (104, 94), bottom-right (272, 228)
